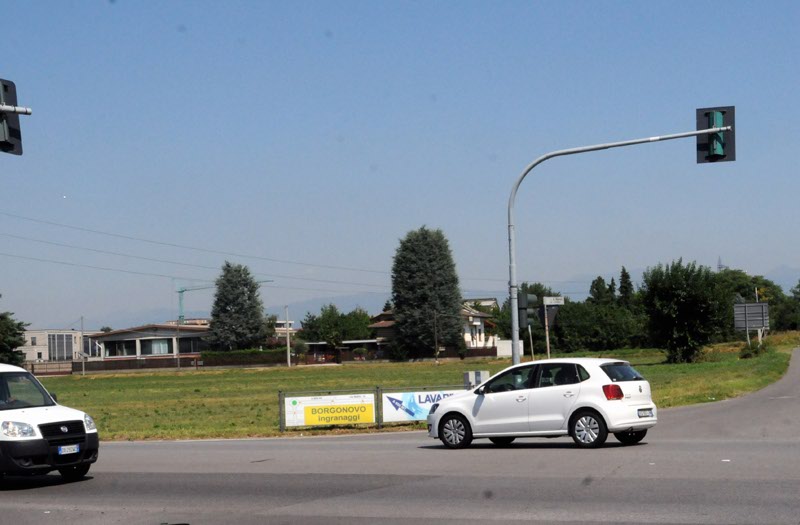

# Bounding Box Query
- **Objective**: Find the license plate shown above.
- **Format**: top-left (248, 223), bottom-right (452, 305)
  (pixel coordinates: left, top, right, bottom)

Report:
top-left (58, 444), bottom-right (80, 455)
top-left (638, 409), bottom-right (654, 418)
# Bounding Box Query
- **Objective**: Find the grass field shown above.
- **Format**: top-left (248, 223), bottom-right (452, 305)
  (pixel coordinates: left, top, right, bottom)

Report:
top-left (39, 332), bottom-right (799, 441)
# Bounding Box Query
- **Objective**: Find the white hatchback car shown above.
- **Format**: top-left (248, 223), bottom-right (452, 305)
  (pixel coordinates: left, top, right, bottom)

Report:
top-left (427, 358), bottom-right (657, 449)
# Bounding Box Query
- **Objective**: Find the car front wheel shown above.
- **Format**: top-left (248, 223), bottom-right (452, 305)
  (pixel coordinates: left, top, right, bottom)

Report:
top-left (570, 410), bottom-right (608, 448)
top-left (439, 414), bottom-right (473, 449)
top-left (614, 429), bottom-right (647, 445)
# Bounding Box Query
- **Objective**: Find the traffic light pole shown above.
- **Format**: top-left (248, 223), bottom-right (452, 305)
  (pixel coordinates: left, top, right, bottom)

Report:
top-left (0, 104), bottom-right (32, 115)
top-left (507, 125), bottom-right (731, 365)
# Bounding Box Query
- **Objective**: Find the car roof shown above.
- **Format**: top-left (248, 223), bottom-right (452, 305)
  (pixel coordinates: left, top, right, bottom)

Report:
top-left (0, 364), bottom-right (28, 373)
top-left (509, 357), bottom-right (627, 368)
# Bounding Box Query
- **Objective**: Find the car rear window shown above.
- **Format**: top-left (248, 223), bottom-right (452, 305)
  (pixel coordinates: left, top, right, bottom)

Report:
top-left (600, 362), bottom-right (644, 382)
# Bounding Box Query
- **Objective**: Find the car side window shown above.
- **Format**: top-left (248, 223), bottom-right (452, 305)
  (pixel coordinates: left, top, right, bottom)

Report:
top-left (577, 364), bottom-right (591, 382)
top-left (485, 366), bottom-right (534, 393)
top-left (536, 363), bottom-right (580, 388)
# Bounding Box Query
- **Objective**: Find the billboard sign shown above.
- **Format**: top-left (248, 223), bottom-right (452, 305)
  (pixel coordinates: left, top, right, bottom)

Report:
top-left (284, 393), bottom-right (375, 427)
top-left (382, 391), bottom-right (463, 422)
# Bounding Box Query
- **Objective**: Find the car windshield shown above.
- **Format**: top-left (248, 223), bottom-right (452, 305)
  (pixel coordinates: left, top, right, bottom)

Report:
top-left (0, 372), bottom-right (56, 411)
top-left (600, 362), bottom-right (645, 382)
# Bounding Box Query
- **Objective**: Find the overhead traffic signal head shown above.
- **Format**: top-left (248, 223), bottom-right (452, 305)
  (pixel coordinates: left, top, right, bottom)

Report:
top-left (517, 293), bottom-right (537, 328)
top-left (696, 106), bottom-right (735, 163)
top-left (1, 78), bottom-right (23, 156)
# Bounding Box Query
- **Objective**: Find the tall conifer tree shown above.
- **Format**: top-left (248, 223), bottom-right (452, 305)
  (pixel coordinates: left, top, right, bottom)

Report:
top-left (207, 262), bottom-right (266, 351)
top-left (391, 227), bottom-right (462, 359)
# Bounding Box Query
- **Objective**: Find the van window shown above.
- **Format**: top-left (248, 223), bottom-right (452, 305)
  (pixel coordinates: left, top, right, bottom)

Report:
top-left (0, 372), bottom-right (56, 410)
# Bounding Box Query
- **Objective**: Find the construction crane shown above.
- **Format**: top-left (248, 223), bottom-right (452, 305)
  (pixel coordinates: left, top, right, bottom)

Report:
top-left (176, 284), bottom-right (215, 325)
top-left (176, 280), bottom-right (273, 325)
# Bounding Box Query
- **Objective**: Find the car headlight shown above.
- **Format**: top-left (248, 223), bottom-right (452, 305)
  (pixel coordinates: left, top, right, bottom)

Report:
top-left (429, 403), bottom-right (439, 415)
top-left (84, 414), bottom-right (97, 432)
top-left (2, 421), bottom-right (36, 438)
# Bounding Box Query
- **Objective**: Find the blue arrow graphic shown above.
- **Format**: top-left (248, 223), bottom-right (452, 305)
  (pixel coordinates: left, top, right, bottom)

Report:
top-left (387, 396), bottom-right (415, 417)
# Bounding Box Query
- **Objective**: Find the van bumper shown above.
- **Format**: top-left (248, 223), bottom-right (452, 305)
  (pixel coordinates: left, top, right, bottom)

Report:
top-left (0, 433), bottom-right (99, 475)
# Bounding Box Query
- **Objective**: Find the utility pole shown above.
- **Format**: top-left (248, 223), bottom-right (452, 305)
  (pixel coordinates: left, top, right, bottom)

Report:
top-left (508, 116), bottom-right (734, 364)
top-left (285, 305), bottom-right (291, 367)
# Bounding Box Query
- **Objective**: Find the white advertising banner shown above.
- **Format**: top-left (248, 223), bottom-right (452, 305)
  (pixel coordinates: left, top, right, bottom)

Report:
top-left (285, 393), bottom-right (375, 427)
top-left (382, 390), bottom-right (463, 422)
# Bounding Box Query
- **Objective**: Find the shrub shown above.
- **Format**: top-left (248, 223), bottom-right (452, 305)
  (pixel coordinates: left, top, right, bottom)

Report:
top-left (740, 340), bottom-right (774, 359)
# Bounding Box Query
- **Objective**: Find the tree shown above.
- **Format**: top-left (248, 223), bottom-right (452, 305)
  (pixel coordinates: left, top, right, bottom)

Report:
top-left (300, 311), bottom-right (322, 342)
top-left (0, 295), bottom-right (27, 365)
top-left (392, 227), bottom-right (462, 360)
top-left (618, 267), bottom-right (634, 309)
top-left (264, 315), bottom-right (277, 339)
top-left (300, 305), bottom-right (373, 346)
top-left (317, 304), bottom-right (344, 349)
top-left (206, 262), bottom-right (267, 351)
top-left (99, 326), bottom-right (113, 333)
top-left (341, 307), bottom-right (373, 341)
top-left (640, 260), bottom-right (723, 363)
top-left (382, 300), bottom-right (393, 312)
top-left (588, 276), bottom-right (614, 305)
top-left (713, 269), bottom-right (789, 335)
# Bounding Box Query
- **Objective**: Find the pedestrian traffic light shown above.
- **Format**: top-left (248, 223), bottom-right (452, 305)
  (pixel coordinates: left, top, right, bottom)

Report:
top-left (518, 294), bottom-right (537, 328)
top-left (1, 78), bottom-right (23, 156)
top-left (696, 106), bottom-right (735, 163)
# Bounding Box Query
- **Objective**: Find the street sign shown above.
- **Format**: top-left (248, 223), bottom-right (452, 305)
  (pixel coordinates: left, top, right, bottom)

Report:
top-left (734, 303), bottom-right (769, 331)
top-left (543, 296), bottom-right (564, 306)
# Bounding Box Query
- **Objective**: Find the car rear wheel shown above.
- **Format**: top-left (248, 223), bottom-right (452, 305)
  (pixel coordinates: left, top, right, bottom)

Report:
top-left (58, 464), bottom-right (90, 481)
top-left (439, 414), bottom-right (473, 449)
top-left (489, 437), bottom-right (515, 446)
top-left (614, 429), bottom-right (647, 445)
top-left (570, 410), bottom-right (608, 448)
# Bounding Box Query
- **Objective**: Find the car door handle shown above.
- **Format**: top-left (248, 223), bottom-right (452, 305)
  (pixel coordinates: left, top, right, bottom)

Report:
top-left (516, 396), bottom-right (527, 402)
top-left (563, 392), bottom-right (575, 398)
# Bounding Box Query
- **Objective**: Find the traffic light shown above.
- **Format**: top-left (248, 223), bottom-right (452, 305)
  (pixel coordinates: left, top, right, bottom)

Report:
top-left (1, 78), bottom-right (23, 156)
top-left (517, 294), bottom-right (537, 328)
top-left (696, 106), bottom-right (735, 163)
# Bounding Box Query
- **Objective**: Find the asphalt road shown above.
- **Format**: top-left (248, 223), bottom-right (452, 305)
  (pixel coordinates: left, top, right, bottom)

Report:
top-left (2, 349), bottom-right (799, 525)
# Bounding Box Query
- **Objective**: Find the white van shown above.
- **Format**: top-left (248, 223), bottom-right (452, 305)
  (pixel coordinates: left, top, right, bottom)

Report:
top-left (0, 364), bottom-right (99, 480)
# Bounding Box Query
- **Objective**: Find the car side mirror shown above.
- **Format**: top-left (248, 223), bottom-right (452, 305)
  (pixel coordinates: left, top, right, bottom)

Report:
top-left (475, 386), bottom-right (486, 395)
top-left (50, 392), bottom-right (58, 402)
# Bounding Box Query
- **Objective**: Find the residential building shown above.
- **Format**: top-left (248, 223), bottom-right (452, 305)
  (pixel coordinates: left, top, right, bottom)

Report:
top-left (21, 329), bottom-right (100, 362)
top-left (91, 324), bottom-right (209, 359)
top-left (368, 302), bottom-right (499, 350)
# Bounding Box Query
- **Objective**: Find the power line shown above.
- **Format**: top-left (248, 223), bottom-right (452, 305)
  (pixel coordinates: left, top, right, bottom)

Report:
top-left (1, 210), bottom-right (624, 287)
top-left (0, 210), bottom-right (388, 275)
top-left (0, 251), bottom-right (390, 296)
top-left (0, 232), bottom-right (389, 290)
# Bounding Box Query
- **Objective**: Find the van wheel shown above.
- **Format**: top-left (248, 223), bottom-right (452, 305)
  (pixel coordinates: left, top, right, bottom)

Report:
top-left (59, 464), bottom-right (90, 481)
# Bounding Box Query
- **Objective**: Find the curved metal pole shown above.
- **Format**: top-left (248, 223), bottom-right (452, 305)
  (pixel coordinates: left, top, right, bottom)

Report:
top-left (507, 126), bottom-right (730, 364)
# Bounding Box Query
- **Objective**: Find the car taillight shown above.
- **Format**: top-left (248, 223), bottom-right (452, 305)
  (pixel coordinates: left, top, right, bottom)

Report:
top-left (603, 384), bottom-right (624, 400)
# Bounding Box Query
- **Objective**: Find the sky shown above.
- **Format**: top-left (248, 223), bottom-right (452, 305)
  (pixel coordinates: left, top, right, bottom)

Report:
top-left (1, 1), bottom-right (799, 330)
